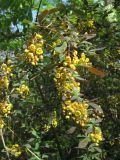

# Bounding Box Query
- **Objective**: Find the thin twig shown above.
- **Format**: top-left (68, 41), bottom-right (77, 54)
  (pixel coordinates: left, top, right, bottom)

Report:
top-left (26, 147), bottom-right (42, 160)
top-left (35, 0), bottom-right (43, 22)
top-left (51, 126), bottom-right (64, 160)
top-left (0, 129), bottom-right (10, 159)
top-left (7, 127), bottom-right (42, 160)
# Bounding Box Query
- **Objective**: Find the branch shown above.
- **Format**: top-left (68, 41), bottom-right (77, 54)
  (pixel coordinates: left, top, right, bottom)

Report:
top-left (0, 129), bottom-right (10, 160)
top-left (26, 148), bottom-right (42, 160)
top-left (35, 0), bottom-right (43, 22)
top-left (7, 127), bottom-right (42, 160)
top-left (51, 126), bottom-right (64, 160)
top-left (34, 79), bottom-right (46, 104)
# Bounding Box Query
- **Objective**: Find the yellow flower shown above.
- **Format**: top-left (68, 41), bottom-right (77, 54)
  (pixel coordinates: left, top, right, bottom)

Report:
top-left (34, 55), bottom-right (39, 62)
top-left (0, 102), bottom-right (12, 116)
top-left (63, 62), bottom-right (68, 66)
top-left (11, 144), bottom-right (22, 157)
top-left (89, 127), bottom-right (103, 145)
top-left (7, 59), bottom-right (12, 65)
top-left (73, 50), bottom-right (77, 56)
top-left (39, 55), bottom-right (43, 60)
top-left (24, 49), bottom-right (29, 53)
top-left (31, 61), bottom-right (35, 65)
top-left (52, 119), bottom-right (57, 128)
top-left (16, 84), bottom-right (29, 98)
top-left (55, 73), bottom-right (61, 79)
top-left (1, 63), bottom-right (12, 74)
top-left (79, 53), bottom-right (90, 65)
top-left (65, 115), bottom-right (70, 119)
top-left (3, 76), bottom-right (9, 89)
top-left (85, 58), bottom-right (89, 63)
top-left (51, 111), bottom-right (58, 128)
top-left (56, 39), bottom-right (61, 44)
top-left (29, 44), bottom-right (36, 52)
top-left (36, 42), bottom-right (44, 48)
top-left (88, 20), bottom-right (94, 28)
top-left (1, 63), bottom-right (7, 69)
top-left (0, 76), bottom-right (9, 91)
top-left (66, 56), bottom-right (71, 64)
top-left (43, 124), bottom-right (50, 132)
top-left (35, 33), bottom-right (42, 40)
top-left (36, 48), bottom-right (43, 55)
top-left (81, 53), bottom-right (85, 60)
top-left (0, 118), bottom-right (4, 128)
top-left (27, 52), bottom-right (34, 59)
top-left (69, 64), bottom-right (76, 70)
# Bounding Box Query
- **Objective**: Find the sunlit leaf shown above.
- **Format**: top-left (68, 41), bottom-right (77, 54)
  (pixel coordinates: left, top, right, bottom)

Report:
top-left (87, 67), bottom-right (106, 78)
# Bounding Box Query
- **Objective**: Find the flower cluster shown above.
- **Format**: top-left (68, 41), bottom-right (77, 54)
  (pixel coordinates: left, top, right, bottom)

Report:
top-left (43, 111), bottom-right (58, 132)
top-left (87, 20), bottom-right (94, 28)
top-left (43, 124), bottom-right (51, 132)
top-left (79, 52), bottom-right (90, 65)
top-left (16, 84), bottom-right (29, 98)
top-left (1, 59), bottom-right (12, 75)
top-left (89, 127), bottom-right (103, 145)
top-left (51, 111), bottom-right (58, 128)
top-left (51, 39), bottom-right (61, 48)
top-left (54, 49), bottom-right (90, 126)
top-left (63, 101), bottom-right (88, 126)
top-left (54, 66), bottom-right (80, 96)
top-left (0, 76), bottom-right (9, 91)
top-left (0, 59), bottom-right (13, 92)
top-left (11, 144), bottom-right (22, 157)
top-left (0, 102), bottom-right (12, 116)
top-left (24, 33), bottom-right (44, 65)
top-left (92, 108), bottom-right (104, 119)
top-left (0, 59), bottom-right (13, 129)
top-left (0, 118), bottom-right (4, 128)
top-left (79, 20), bottom-right (95, 30)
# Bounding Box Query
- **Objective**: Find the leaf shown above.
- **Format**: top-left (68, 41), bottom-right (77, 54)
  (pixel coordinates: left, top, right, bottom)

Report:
top-left (72, 88), bottom-right (80, 97)
top-left (87, 67), bottom-right (106, 78)
top-left (55, 41), bottom-right (67, 54)
top-left (90, 47), bottom-right (105, 52)
top-left (27, 138), bottom-right (35, 143)
top-left (67, 126), bottom-right (76, 134)
top-left (89, 102), bottom-right (103, 113)
top-left (42, 63), bottom-right (56, 72)
top-left (24, 144), bottom-right (32, 149)
top-left (38, 8), bottom-right (58, 23)
top-left (85, 127), bottom-right (93, 134)
top-left (42, 154), bottom-right (49, 158)
top-left (77, 138), bottom-right (89, 149)
top-left (11, 93), bottom-right (18, 98)
top-left (81, 41), bottom-right (92, 45)
top-left (31, 129), bottom-right (39, 138)
top-left (77, 134), bottom-right (86, 138)
top-left (35, 143), bottom-right (40, 150)
top-left (73, 72), bottom-right (86, 81)
top-left (59, 53), bottom-right (65, 62)
top-left (83, 33), bottom-right (96, 40)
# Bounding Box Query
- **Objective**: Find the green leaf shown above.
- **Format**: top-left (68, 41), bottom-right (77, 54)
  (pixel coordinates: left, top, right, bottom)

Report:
top-left (78, 137), bottom-right (90, 149)
top-left (67, 126), bottom-right (76, 134)
top-left (42, 154), bottom-right (49, 159)
top-left (31, 129), bottom-right (39, 138)
top-left (24, 144), bottom-right (32, 149)
top-left (59, 53), bottom-right (65, 62)
top-left (89, 102), bottom-right (103, 113)
top-left (54, 42), bottom-right (67, 54)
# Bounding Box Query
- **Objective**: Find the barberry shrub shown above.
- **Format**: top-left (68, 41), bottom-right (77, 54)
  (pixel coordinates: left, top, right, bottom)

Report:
top-left (0, 0), bottom-right (119, 160)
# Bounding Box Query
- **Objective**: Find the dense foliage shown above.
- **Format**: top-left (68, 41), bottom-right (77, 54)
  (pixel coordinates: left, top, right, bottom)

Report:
top-left (0, 0), bottom-right (120, 160)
